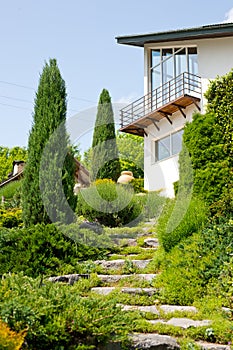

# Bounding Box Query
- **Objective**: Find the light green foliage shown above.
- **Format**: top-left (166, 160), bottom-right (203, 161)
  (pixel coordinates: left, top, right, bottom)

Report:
top-left (154, 218), bottom-right (233, 306)
top-left (22, 59), bottom-right (77, 226)
top-left (0, 180), bottom-right (22, 208)
top-left (91, 89), bottom-right (121, 181)
top-left (157, 197), bottom-right (208, 252)
top-left (117, 132), bottom-right (144, 178)
top-left (0, 146), bottom-right (27, 183)
top-left (0, 208), bottom-right (22, 228)
top-left (76, 179), bottom-right (143, 227)
top-left (0, 274), bottom-right (133, 349)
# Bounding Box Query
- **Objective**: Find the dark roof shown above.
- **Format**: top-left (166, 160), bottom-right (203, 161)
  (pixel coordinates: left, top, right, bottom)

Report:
top-left (116, 22), bottom-right (233, 47)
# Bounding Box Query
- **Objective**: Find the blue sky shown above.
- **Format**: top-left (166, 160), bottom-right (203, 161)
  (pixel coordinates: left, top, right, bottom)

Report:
top-left (1, 0), bottom-right (233, 152)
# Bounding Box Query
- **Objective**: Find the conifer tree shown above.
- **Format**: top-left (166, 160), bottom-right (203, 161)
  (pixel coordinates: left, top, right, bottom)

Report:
top-left (22, 59), bottom-right (76, 226)
top-left (91, 89), bottom-right (121, 181)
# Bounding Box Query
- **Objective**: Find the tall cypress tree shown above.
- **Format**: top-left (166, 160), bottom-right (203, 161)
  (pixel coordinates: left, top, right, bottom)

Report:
top-left (91, 89), bottom-right (121, 181)
top-left (22, 59), bottom-right (76, 226)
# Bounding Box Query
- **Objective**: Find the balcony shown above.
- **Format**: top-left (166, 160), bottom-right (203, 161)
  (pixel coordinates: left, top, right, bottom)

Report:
top-left (120, 72), bottom-right (202, 137)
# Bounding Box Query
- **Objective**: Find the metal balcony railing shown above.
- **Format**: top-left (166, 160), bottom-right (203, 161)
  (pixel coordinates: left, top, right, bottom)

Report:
top-left (120, 72), bottom-right (202, 128)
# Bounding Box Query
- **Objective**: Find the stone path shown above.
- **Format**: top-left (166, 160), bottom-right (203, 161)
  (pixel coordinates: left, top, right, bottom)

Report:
top-left (49, 220), bottom-right (230, 349)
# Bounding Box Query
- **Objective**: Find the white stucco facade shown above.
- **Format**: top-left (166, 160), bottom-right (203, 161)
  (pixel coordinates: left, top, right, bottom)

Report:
top-left (142, 36), bottom-right (233, 197)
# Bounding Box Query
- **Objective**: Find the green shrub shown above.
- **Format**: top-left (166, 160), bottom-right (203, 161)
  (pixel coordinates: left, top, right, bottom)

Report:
top-left (154, 218), bottom-right (233, 306)
top-left (129, 178), bottom-right (145, 193)
top-left (0, 181), bottom-right (22, 208)
top-left (76, 179), bottom-right (142, 227)
top-left (157, 197), bottom-right (208, 252)
top-left (0, 273), bottom-right (133, 349)
top-left (0, 224), bottom-right (109, 277)
top-left (0, 319), bottom-right (26, 350)
top-left (0, 208), bottom-right (23, 228)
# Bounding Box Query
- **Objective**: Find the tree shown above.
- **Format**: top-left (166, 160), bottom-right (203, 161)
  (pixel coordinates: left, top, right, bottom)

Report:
top-left (179, 70), bottom-right (233, 206)
top-left (0, 146), bottom-right (27, 182)
top-left (117, 132), bottom-right (144, 178)
top-left (22, 59), bottom-right (76, 226)
top-left (91, 89), bottom-right (121, 181)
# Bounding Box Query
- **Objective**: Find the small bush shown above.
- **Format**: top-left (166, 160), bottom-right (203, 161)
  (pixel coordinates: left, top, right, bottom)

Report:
top-left (76, 179), bottom-right (142, 227)
top-left (0, 273), bottom-right (133, 349)
top-left (0, 208), bottom-right (23, 228)
top-left (0, 319), bottom-right (26, 350)
top-left (0, 223), bottom-right (109, 277)
top-left (157, 197), bottom-right (208, 252)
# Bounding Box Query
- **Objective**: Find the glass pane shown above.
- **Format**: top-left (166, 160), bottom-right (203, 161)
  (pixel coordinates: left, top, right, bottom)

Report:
top-left (162, 48), bottom-right (173, 84)
top-left (171, 130), bottom-right (183, 155)
top-left (175, 48), bottom-right (186, 76)
top-left (151, 50), bottom-right (161, 90)
top-left (188, 47), bottom-right (198, 75)
top-left (157, 135), bottom-right (170, 161)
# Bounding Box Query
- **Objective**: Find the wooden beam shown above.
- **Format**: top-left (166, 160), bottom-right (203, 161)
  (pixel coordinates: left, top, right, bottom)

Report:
top-left (172, 103), bottom-right (186, 109)
top-left (189, 97), bottom-right (201, 111)
top-left (177, 106), bottom-right (186, 118)
top-left (159, 112), bottom-right (173, 124)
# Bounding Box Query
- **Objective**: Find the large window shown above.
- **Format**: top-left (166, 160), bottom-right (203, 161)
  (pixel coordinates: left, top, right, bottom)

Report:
top-left (155, 129), bottom-right (183, 162)
top-left (151, 47), bottom-right (198, 90)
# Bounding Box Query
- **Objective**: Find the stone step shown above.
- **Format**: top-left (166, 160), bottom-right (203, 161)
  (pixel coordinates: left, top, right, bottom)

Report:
top-left (94, 259), bottom-right (152, 270)
top-left (197, 342), bottom-right (231, 350)
top-left (48, 274), bottom-right (89, 284)
top-left (98, 273), bottom-right (157, 283)
top-left (130, 333), bottom-right (180, 350)
top-left (118, 304), bottom-right (198, 315)
top-left (91, 287), bottom-right (158, 296)
top-left (148, 317), bottom-right (211, 329)
top-left (144, 238), bottom-right (159, 248)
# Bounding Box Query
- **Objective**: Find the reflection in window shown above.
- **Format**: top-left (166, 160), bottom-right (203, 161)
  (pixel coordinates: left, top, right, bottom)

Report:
top-left (151, 47), bottom-right (198, 91)
top-left (155, 129), bottom-right (183, 161)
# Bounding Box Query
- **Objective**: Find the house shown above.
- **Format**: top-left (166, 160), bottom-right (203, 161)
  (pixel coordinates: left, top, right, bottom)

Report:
top-left (116, 22), bottom-right (233, 197)
top-left (0, 159), bottom-right (90, 191)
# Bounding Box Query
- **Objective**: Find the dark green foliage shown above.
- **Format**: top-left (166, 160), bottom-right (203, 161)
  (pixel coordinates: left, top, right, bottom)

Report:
top-left (0, 224), bottom-right (106, 277)
top-left (22, 59), bottom-right (76, 226)
top-left (76, 179), bottom-right (142, 227)
top-left (0, 274), bottom-right (133, 349)
top-left (0, 146), bottom-right (27, 183)
top-left (157, 197), bottom-right (208, 252)
top-left (179, 70), bottom-right (233, 206)
top-left (91, 89), bottom-right (121, 181)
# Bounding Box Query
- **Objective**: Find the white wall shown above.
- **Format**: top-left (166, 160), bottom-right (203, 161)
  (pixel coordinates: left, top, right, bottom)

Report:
top-left (144, 104), bottom-right (197, 197)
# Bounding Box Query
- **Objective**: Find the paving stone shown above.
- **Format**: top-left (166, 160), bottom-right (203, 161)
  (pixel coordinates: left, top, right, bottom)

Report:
top-left (160, 305), bottom-right (198, 314)
top-left (130, 333), bottom-right (180, 350)
top-left (197, 342), bottom-right (232, 350)
top-left (121, 287), bottom-right (158, 296)
top-left (91, 287), bottom-right (115, 295)
top-left (98, 273), bottom-right (157, 283)
top-left (48, 274), bottom-right (89, 284)
top-left (149, 317), bottom-right (211, 329)
top-left (91, 287), bottom-right (158, 296)
top-left (144, 238), bottom-right (159, 248)
top-left (118, 304), bottom-right (160, 315)
top-left (94, 259), bottom-right (152, 270)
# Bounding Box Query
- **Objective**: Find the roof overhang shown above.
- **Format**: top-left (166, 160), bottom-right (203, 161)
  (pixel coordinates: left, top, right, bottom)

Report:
top-left (116, 23), bottom-right (233, 47)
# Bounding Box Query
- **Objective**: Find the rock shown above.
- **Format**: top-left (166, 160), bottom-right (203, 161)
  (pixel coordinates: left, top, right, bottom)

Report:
top-left (94, 259), bottom-right (152, 270)
top-left (144, 238), bottom-right (159, 248)
top-left (197, 342), bottom-right (231, 350)
top-left (160, 305), bottom-right (198, 314)
top-left (149, 318), bottom-right (211, 329)
top-left (130, 333), bottom-right (180, 350)
top-left (91, 287), bottom-right (158, 296)
top-left (121, 287), bottom-right (158, 296)
top-left (98, 274), bottom-right (157, 283)
top-left (126, 238), bottom-right (138, 246)
top-left (48, 274), bottom-right (89, 285)
top-left (119, 304), bottom-right (160, 315)
top-left (91, 287), bottom-right (115, 295)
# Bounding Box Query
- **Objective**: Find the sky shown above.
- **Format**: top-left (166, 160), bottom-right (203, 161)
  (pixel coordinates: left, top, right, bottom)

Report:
top-left (1, 0), bottom-right (233, 153)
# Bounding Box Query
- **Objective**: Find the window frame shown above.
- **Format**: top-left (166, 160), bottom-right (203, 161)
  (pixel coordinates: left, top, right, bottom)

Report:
top-left (154, 129), bottom-right (184, 163)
